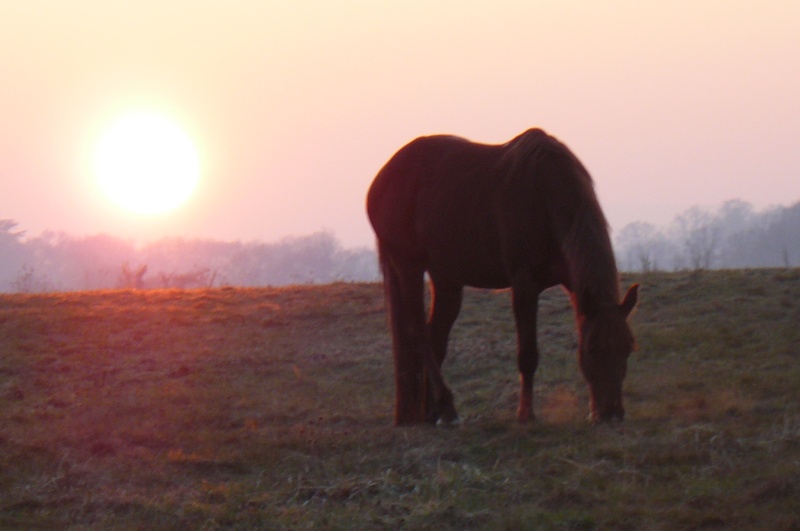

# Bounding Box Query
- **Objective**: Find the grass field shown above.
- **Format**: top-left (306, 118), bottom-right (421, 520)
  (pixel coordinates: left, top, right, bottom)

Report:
top-left (1, 269), bottom-right (799, 529)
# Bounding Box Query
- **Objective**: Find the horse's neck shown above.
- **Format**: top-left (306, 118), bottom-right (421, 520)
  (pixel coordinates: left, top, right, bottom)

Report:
top-left (564, 234), bottom-right (621, 315)
top-left (536, 145), bottom-right (620, 311)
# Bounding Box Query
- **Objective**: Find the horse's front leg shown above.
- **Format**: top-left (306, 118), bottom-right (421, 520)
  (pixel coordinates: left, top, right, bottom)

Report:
top-left (512, 287), bottom-right (540, 423)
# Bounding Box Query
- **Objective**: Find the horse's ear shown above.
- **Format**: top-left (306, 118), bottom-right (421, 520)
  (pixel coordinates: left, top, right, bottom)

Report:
top-left (620, 284), bottom-right (639, 318)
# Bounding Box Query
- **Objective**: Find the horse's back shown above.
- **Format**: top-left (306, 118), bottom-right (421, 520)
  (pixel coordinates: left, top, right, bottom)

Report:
top-left (367, 132), bottom-right (516, 225)
top-left (366, 129), bottom-right (580, 288)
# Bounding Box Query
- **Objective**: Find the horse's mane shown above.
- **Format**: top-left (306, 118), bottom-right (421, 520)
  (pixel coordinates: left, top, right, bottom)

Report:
top-left (510, 130), bottom-right (621, 311)
top-left (562, 193), bottom-right (621, 312)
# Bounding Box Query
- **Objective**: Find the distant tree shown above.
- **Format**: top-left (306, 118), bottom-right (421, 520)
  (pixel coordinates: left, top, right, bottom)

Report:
top-left (119, 264), bottom-right (148, 289)
top-left (140, 238), bottom-right (233, 285)
top-left (613, 199), bottom-right (800, 270)
top-left (763, 202), bottom-right (800, 267)
top-left (0, 220), bottom-right (30, 291)
top-left (674, 206), bottom-right (721, 270)
top-left (225, 242), bottom-right (269, 286)
top-left (714, 201), bottom-right (799, 268)
top-left (13, 265), bottom-right (53, 293)
top-left (0, 219), bottom-right (25, 239)
top-left (285, 231), bottom-right (340, 283)
top-left (0, 225), bottom-right (412, 291)
top-left (616, 222), bottom-right (661, 272)
top-left (254, 231), bottom-right (342, 285)
top-left (48, 234), bottom-right (138, 290)
top-left (158, 267), bottom-right (217, 289)
top-left (335, 247), bottom-right (380, 281)
top-left (717, 199), bottom-right (755, 236)
top-left (18, 231), bottom-right (89, 291)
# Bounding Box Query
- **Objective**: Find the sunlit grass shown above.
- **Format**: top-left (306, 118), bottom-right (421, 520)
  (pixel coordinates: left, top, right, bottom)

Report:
top-left (1, 271), bottom-right (799, 528)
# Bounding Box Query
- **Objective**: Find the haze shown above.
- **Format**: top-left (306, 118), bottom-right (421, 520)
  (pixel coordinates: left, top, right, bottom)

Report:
top-left (1, 1), bottom-right (798, 248)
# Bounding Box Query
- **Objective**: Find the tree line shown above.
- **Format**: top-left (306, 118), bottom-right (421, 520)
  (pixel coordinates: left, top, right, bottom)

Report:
top-left (3, 198), bottom-right (797, 292)
top-left (614, 199), bottom-right (800, 272)
top-left (0, 224), bottom-right (379, 293)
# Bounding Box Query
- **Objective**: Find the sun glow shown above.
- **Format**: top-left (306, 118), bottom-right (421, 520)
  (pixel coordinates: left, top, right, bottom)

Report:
top-left (93, 111), bottom-right (200, 215)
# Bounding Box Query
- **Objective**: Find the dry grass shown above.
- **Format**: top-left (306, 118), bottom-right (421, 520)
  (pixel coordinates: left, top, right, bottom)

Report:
top-left (1, 270), bottom-right (799, 529)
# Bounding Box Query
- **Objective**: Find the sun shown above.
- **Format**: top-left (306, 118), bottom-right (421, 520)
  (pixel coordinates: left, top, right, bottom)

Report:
top-left (93, 111), bottom-right (200, 215)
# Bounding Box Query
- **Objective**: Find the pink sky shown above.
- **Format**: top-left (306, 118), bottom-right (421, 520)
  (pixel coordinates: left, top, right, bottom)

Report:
top-left (1, 1), bottom-right (798, 248)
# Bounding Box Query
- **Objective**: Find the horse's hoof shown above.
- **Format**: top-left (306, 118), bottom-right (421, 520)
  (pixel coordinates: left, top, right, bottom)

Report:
top-left (517, 407), bottom-right (535, 423)
top-left (436, 416), bottom-right (461, 428)
top-left (588, 411), bottom-right (625, 425)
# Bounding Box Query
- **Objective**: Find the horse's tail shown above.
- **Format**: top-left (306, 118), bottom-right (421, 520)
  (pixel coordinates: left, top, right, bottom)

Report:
top-left (376, 241), bottom-right (427, 424)
top-left (377, 241), bottom-right (458, 425)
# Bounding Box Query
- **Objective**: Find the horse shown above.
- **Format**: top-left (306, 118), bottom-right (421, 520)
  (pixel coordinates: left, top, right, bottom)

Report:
top-left (366, 128), bottom-right (638, 426)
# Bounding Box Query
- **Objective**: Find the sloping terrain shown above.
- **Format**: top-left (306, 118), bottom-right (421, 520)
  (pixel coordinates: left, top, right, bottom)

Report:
top-left (1, 270), bottom-right (798, 529)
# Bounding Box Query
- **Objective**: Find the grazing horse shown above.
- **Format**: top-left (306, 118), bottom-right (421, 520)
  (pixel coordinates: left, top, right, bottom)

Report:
top-left (366, 128), bottom-right (638, 425)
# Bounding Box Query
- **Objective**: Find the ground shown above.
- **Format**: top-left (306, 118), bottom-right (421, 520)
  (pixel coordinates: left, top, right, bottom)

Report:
top-left (1, 270), bottom-right (799, 529)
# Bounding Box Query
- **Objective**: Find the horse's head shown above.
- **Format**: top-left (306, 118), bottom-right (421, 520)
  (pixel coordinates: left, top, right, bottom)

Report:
top-left (576, 284), bottom-right (639, 423)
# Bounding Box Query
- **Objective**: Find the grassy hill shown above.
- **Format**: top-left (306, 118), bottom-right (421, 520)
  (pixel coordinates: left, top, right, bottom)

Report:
top-left (1, 270), bottom-right (799, 529)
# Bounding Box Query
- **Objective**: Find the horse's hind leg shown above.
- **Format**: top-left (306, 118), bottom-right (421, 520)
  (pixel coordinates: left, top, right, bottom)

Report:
top-left (426, 278), bottom-right (463, 422)
top-left (383, 261), bottom-right (457, 425)
top-left (428, 278), bottom-right (463, 366)
top-left (512, 285), bottom-right (540, 423)
top-left (383, 259), bottom-right (426, 424)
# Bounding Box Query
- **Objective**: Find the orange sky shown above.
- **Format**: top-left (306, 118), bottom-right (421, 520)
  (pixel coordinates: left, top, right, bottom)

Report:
top-left (1, 1), bottom-right (798, 247)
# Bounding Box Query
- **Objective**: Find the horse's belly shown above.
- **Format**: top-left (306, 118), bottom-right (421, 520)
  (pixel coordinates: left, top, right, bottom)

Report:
top-left (426, 246), bottom-right (511, 289)
top-left (461, 275), bottom-right (511, 290)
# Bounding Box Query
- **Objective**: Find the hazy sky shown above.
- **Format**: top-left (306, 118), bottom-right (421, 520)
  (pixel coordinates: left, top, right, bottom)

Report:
top-left (1, 1), bottom-right (798, 248)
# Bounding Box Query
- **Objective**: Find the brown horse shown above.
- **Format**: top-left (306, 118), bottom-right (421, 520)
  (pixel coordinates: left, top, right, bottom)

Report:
top-left (367, 128), bottom-right (638, 425)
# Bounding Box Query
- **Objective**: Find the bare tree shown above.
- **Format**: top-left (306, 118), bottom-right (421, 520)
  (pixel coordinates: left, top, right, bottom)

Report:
top-left (119, 264), bottom-right (148, 289)
top-left (158, 267), bottom-right (217, 289)
top-left (616, 222), bottom-right (660, 272)
top-left (674, 206), bottom-right (721, 270)
top-left (13, 265), bottom-right (53, 293)
top-left (1, 220), bottom-right (30, 291)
